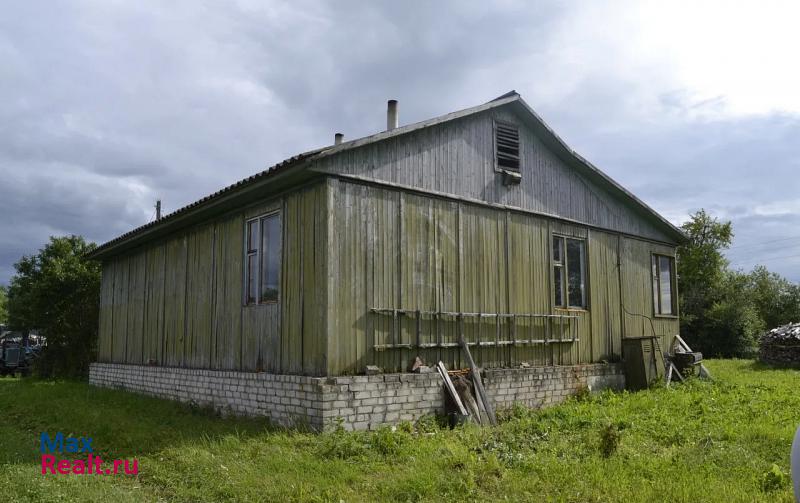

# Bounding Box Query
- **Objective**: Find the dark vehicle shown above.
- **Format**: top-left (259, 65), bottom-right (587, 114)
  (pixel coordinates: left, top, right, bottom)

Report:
top-left (0, 332), bottom-right (43, 377)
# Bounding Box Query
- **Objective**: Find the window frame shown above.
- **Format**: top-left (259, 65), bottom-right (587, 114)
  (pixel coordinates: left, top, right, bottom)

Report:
top-left (651, 253), bottom-right (677, 317)
top-left (243, 210), bottom-right (282, 306)
top-left (493, 119), bottom-right (522, 175)
top-left (552, 235), bottom-right (588, 311)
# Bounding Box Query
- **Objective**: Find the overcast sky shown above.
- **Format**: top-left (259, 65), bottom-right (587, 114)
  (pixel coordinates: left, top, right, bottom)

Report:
top-left (2, 0), bottom-right (800, 285)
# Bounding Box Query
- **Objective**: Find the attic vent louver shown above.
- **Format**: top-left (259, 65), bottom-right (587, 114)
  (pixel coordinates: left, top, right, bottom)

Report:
top-left (495, 122), bottom-right (520, 172)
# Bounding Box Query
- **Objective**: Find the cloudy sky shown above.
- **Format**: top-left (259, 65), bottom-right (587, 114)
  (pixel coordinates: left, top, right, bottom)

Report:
top-left (2, 0), bottom-right (800, 284)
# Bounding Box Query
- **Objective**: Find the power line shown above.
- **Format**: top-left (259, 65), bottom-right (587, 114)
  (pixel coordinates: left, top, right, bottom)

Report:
top-left (727, 235), bottom-right (800, 252)
top-left (730, 253), bottom-right (800, 267)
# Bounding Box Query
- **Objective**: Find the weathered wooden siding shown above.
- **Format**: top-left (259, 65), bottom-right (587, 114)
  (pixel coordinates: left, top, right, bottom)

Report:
top-left (326, 178), bottom-right (677, 375)
top-left (142, 244), bottom-right (165, 365)
top-left (588, 230), bottom-right (623, 362)
top-left (162, 235), bottom-right (187, 367)
top-left (111, 259), bottom-right (128, 363)
top-left (277, 186), bottom-right (329, 374)
top-left (97, 182), bottom-right (328, 375)
top-left (620, 237), bottom-right (679, 352)
top-left (97, 265), bottom-right (115, 362)
top-left (314, 107), bottom-right (673, 243)
top-left (126, 251), bottom-right (146, 365)
top-left (213, 214), bottom-right (243, 370)
top-left (185, 223), bottom-right (214, 368)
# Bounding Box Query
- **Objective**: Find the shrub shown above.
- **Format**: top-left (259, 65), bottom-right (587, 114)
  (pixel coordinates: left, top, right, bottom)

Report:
top-left (599, 423), bottom-right (621, 458)
top-left (760, 464), bottom-right (788, 492)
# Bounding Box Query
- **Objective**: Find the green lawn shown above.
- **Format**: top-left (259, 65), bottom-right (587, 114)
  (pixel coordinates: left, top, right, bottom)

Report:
top-left (0, 360), bottom-right (797, 502)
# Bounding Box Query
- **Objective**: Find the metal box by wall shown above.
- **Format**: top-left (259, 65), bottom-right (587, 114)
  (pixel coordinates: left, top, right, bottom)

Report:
top-left (622, 336), bottom-right (665, 390)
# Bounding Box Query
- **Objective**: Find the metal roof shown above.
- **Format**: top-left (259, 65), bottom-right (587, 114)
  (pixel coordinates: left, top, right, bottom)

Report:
top-left (90, 91), bottom-right (685, 259)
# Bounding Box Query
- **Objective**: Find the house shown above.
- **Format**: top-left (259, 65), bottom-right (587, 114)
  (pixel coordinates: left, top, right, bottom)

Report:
top-left (88, 92), bottom-right (684, 429)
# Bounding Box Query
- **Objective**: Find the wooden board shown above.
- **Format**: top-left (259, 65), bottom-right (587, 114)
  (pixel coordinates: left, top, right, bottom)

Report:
top-left (212, 215), bottom-right (243, 370)
top-left (125, 250), bottom-right (146, 365)
top-left (143, 244), bottom-right (166, 365)
top-left (97, 263), bottom-right (115, 362)
top-left (111, 258), bottom-right (129, 363)
top-left (163, 235), bottom-right (187, 366)
top-left (185, 224), bottom-right (214, 368)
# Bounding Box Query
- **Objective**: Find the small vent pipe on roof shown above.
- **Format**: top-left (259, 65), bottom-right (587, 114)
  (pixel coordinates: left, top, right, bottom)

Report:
top-left (334, 132), bottom-right (344, 145)
top-left (387, 99), bottom-right (398, 131)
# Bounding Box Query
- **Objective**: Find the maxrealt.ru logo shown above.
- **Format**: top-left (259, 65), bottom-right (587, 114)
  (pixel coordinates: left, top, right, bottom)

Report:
top-left (40, 432), bottom-right (138, 475)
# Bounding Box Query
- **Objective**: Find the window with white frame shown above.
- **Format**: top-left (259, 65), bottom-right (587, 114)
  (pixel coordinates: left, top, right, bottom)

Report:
top-left (245, 212), bottom-right (281, 305)
top-left (651, 254), bottom-right (676, 315)
top-left (553, 236), bottom-right (587, 309)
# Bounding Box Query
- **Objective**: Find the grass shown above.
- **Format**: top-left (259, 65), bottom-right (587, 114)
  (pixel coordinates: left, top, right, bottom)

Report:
top-left (0, 359), bottom-right (797, 502)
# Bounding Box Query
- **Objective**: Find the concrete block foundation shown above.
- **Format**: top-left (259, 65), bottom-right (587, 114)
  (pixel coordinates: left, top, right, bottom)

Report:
top-left (89, 362), bottom-right (624, 431)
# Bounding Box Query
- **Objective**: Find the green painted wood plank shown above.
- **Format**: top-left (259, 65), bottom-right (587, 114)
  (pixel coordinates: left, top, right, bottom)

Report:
top-left (125, 250), bottom-right (146, 364)
top-left (143, 244), bottom-right (166, 365)
top-left (163, 235), bottom-right (187, 367)
top-left (111, 258), bottom-right (129, 363)
top-left (97, 263), bottom-right (114, 362)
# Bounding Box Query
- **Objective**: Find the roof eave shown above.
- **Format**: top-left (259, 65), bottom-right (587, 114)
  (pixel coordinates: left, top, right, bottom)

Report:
top-left (87, 159), bottom-right (322, 261)
top-left (508, 99), bottom-right (687, 244)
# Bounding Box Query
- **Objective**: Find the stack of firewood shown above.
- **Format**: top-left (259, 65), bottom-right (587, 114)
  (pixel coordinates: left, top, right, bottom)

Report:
top-left (759, 323), bottom-right (800, 366)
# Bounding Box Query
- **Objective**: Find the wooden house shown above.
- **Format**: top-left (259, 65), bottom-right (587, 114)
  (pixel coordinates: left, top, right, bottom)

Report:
top-left (88, 92), bottom-right (684, 426)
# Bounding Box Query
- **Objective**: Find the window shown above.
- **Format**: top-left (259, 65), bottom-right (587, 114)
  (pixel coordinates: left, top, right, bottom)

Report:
top-left (553, 236), bottom-right (586, 309)
top-left (495, 121), bottom-right (520, 172)
top-left (244, 212), bottom-right (282, 305)
top-left (652, 254), bottom-right (675, 315)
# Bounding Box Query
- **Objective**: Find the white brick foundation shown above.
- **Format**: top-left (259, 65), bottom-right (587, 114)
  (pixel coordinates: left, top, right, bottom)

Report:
top-left (89, 362), bottom-right (624, 431)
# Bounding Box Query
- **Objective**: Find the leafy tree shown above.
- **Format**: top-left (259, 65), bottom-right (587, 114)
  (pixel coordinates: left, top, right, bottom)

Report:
top-left (7, 236), bottom-right (100, 377)
top-left (0, 285), bottom-right (7, 325)
top-left (702, 271), bottom-right (764, 357)
top-left (747, 266), bottom-right (800, 329)
top-left (677, 210), bottom-right (733, 352)
top-left (677, 210), bottom-right (800, 357)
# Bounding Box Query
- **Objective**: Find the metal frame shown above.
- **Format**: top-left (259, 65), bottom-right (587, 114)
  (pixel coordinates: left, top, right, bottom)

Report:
top-left (651, 253), bottom-right (677, 317)
top-left (369, 308), bottom-right (579, 351)
top-left (243, 210), bottom-right (282, 306)
top-left (552, 234), bottom-right (588, 310)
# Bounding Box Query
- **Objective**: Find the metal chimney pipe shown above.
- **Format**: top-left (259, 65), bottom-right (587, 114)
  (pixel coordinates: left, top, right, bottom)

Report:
top-left (334, 132), bottom-right (344, 145)
top-left (387, 99), bottom-right (398, 131)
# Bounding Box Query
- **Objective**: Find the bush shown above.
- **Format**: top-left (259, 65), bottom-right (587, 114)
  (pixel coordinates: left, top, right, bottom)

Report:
top-left (760, 464), bottom-right (788, 492)
top-left (6, 236), bottom-right (100, 378)
top-left (599, 423), bottom-right (621, 457)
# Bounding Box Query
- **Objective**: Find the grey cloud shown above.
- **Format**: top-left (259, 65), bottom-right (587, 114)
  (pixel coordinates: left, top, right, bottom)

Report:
top-left (1, 1), bottom-right (799, 285)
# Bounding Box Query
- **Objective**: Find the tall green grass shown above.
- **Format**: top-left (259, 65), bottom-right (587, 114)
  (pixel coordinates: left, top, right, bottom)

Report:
top-left (0, 360), bottom-right (797, 502)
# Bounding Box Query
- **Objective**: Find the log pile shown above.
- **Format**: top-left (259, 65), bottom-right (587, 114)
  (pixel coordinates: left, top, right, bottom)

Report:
top-left (759, 323), bottom-right (800, 366)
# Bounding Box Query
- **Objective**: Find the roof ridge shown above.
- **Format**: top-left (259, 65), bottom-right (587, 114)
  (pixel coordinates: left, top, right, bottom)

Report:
top-left (89, 91), bottom-right (684, 259)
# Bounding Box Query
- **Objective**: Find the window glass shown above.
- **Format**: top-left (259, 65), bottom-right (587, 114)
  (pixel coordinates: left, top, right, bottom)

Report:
top-left (659, 255), bottom-right (673, 315)
top-left (652, 256), bottom-right (660, 314)
top-left (260, 213), bottom-right (281, 302)
top-left (553, 236), bottom-right (586, 309)
top-left (246, 254), bottom-right (258, 304)
top-left (244, 212), bottom-right (282, 305)
top-left (247, 220), bottom-right (259, 253)
top-left (566, 239), bottom-right (586, 308)
top-left (553, 237), bottom-right (563, 263)
top-left (554, 265), bottom-right (564, 307)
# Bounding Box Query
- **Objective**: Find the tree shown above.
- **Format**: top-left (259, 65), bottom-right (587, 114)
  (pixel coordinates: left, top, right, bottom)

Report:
top-left (702, 271), bottom-right (764, 357)
top-left (747, 266), bottom-right (800, 329)
top-left (677, 210), bottom-right (733, 353)
top-left (7, 236), bottom-right (100, 377)
top-left (0, 285), bottom-right (7, 325)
